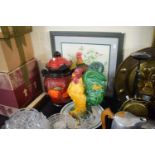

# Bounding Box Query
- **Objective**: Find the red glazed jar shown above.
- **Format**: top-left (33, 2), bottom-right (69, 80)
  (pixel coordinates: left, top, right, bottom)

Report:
top-left (42, 51), bottom-right (72, 106)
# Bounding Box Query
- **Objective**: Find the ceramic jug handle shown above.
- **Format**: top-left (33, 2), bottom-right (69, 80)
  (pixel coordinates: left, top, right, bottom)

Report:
top-left (101, 108), bottom-right (114, 129)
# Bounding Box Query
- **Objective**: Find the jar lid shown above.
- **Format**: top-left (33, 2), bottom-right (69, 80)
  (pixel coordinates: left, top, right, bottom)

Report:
top-left (47, 51), bottom-right (72, 70)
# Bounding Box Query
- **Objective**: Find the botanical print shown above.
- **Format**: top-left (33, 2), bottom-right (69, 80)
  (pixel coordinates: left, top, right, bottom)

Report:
top-left (61, 43), bottom-right (110, 79)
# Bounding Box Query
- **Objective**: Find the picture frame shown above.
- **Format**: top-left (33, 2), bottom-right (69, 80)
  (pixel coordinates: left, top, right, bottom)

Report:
top-left (50, 31), bottom-right (124, 97)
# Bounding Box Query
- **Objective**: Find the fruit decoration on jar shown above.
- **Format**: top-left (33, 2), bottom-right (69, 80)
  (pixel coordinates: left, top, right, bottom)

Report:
top-left (42, 51), bottom-right (72, 106)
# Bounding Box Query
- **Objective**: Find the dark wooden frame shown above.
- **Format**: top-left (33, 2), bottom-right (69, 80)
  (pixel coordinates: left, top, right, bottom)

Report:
top-left (50, 31), bottom-right (124, 68)
top-left (50, 31), bottom-right (124, 96)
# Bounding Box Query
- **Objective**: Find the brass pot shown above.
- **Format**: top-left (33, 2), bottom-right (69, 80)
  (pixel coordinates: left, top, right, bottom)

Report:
top-left (120, 99), bottom-right (149, 118)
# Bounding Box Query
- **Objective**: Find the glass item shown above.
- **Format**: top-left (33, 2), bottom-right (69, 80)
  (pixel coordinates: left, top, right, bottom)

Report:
top-left (42, 51), bottom-right (72, 106)
top-left (60, 102), bottom-right (103, 129)
top-left (48, 112), bottom-right (95, 129)
top-left (4, 108), bottom-right (50, 129)
top-left (74, 111), bottom-right (96, 129)
top-left (48, 113), bottom-right (77, 129)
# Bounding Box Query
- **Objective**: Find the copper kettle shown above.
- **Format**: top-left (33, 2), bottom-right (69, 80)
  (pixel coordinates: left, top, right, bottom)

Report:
top-left (101, 108), bottom-right (147, 129)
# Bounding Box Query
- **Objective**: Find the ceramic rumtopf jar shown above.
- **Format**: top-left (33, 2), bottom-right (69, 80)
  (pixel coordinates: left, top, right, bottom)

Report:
top-left (42, 51), bottom-right (72, 106)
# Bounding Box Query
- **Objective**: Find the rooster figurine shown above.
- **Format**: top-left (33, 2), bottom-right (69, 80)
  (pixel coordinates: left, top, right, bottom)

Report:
top-left (67, 52), bottom-right (106, 119)
top-left (83, 62), bottom-right (106, 111)
top-left (67, 67), bottom-right (87, 118)
top-left (76, 51), bottom-right (88, 72)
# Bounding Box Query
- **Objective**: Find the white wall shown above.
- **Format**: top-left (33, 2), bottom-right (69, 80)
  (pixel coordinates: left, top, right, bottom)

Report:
top-left (31, 26), bottom-right (154, 66)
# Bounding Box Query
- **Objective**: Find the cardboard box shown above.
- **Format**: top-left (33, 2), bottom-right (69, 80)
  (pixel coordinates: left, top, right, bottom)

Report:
top-left (0, 33), bottom-right (34, 72)
top-left (0, 26), bottom-right (32, 38)
top-left (0, 59), bottom-right (43, 110)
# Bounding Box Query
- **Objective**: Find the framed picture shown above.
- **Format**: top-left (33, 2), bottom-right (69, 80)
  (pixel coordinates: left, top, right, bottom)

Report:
top-left (50, 31), bottom-right (124, 96)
